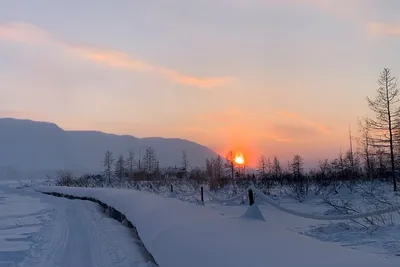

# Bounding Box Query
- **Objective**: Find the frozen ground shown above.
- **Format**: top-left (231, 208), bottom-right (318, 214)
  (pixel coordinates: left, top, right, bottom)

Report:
top-left (3, 179), bottom-right (400, 267)
top-left (37, 185), bottom-right (400, 267)
top-left (0, 184), bottom-right (153, 267)
top-left (270, 184), bottom-right (400, 257)
top-left (200, 181), bottom-right (400, 258)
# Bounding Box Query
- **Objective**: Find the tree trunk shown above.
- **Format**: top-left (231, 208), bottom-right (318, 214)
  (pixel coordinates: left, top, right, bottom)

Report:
top-left (386, 77), bottom-right (398, 191)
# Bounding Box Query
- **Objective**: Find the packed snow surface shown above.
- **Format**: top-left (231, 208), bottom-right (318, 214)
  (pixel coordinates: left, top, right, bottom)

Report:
top-left (0, 184), bottom-right (152, 267)
top-left (37, 186), bottom-right (400, 267)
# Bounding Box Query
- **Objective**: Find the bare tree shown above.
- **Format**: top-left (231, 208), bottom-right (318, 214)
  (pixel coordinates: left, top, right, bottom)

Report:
top-left (317, 159), bottom-right (331, 178)
top-left (272, 156), bottom-right (281, 179)
top-left (182, 150), bottom-right (188, 171)
top-left (225, 151), bottom-right (236, 179)
top-left (143, 146), bottom-right (157, 174)
top-left (358, 118), bottom-right (373, 178)
top-left (103, 150), bottom-right (114, 185)
top-left (375, 148), bottom-right (389, 177)
top-left (348, 124), bottom-right (355, 178)
top-left (290, 154), bottom-right (307, 201)
top-left (257, 155), bottom-right (268, 178)
top-left (214, 155), bottom-right (224, 180)
top-left (126, 151), bottom-right (135, 178)
top-left (315, 159), bottom-right (337, 193)
top-left (115, 155), bottom-right (125, 181)
top-left (205, 158), bottom-right (213, 178)
top-left (55, 170), bottom-right (74, 186)
top-left (291, 154), bottom-right (304, 180)
top-left (206, 156), bottom-right (225, 189)
top-left (367, 68), bottom-right (400, 191)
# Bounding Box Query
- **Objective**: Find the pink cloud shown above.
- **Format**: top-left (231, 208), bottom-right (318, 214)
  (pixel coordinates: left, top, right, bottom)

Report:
top-left (71, 45), bottom-right (153, 71)
top-left (71, 45), bottom-right (233, 89)
top-left (0, 22), bottom-right (233, 89)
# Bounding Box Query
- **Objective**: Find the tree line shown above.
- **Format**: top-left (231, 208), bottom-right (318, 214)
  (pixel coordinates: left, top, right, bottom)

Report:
top-left (101, 147), bottom-right (191, 183)
top-left (57, 68), bottom-right (400, 192)
top-left (205, 68), bottom-right (400, 192)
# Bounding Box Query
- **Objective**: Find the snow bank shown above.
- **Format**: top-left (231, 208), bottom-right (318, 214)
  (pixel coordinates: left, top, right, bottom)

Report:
top-left (37, 186), bottom-right (398, 267)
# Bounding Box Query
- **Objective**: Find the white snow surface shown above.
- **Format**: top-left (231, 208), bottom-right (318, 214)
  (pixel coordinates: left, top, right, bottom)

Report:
top-left (37, 186), bottom-right (400, 267)
top-left (0, 185), bottom-right (152, 267)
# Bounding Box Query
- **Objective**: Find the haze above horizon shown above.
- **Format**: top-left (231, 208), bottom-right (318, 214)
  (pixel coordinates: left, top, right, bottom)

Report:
top-left (1, 0), bottom-right (400, 166)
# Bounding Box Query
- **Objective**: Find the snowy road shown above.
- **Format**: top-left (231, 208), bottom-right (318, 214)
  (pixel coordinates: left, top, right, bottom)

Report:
top-left (0, 185), bottom-right (153, 267)
top-left (37, 186), bottom-right (400, 267)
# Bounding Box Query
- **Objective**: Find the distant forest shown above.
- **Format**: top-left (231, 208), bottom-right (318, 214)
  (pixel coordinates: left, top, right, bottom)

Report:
top-left (56, 68), bottom-right (400, 193)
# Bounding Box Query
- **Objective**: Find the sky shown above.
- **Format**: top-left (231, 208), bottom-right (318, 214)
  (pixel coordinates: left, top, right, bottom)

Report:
top-left (1, 0), bottom-right (400, 167)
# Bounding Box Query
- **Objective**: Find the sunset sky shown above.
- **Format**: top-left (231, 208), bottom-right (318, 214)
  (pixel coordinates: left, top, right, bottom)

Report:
top-left (1, 0), bottom-right (400, 167)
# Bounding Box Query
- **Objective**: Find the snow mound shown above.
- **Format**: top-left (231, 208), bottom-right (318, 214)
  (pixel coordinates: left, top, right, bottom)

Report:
top-left (242, 204), bottom-right (266, 221)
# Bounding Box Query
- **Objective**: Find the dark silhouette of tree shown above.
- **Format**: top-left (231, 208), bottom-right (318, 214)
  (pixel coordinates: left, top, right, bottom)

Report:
top-left (367, 68), bottom-right (400, 191)
top-left (272, 156), bottom-right (282, 179)
top-left (290, 154), bottom-right (307, 201)
top-left (358, 118), bottom-right (373, 178)
top-left (143, 146), bottom-right (157, 174)
top-left (291, 154), bottom-right (304, 180)
top-left (214, 155), bottom-right (224, 180)
top-left (225, 151), bottom-right (236, 179)
top-left (376, 148), bottom-right (389, 178)
top-left (126, 151), bottom-right (135, 178)
top-left (206, 155), bottom-right (225, 188)
top-left (182, 150), bottom-right (188, 171)
top-left (103, 150), bottom-right (114, 185)
top-left (257, 155), bottom-right (268, 179)
top-left (115, 155), bottom-right (125, 181)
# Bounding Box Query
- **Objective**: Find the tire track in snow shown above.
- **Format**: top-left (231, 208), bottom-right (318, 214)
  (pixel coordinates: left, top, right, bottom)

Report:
top-left (23, 195), bottom-right (152, 267)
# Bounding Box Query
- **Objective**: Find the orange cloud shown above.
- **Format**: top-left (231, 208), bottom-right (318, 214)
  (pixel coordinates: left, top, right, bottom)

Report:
top-left (0, 22), bottom-right (233, 89)
top-left (196, 109), bottom-right (331, 146)
top-left (71, 45), bottom-right (153, 71)
top-left (263, 133), bottom-right (294, 143)
top-left (0, 22), bottom-right (51, 43)
top-left (367, 21), bottom-right (400, 36)
top-left (279, 111), bottom-right (299, 119)
top-left (279, 111), bottom-right (331, 134)
top-left (159, 68), bottom-right (233, 89)
top-left (71, 45), bottom-right (233, 89)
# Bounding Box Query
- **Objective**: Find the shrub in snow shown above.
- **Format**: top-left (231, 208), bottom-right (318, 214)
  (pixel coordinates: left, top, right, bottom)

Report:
top-left (323, 182), bottom-right (400, 231)
top-left (55, 170), bottom-right (75, 186)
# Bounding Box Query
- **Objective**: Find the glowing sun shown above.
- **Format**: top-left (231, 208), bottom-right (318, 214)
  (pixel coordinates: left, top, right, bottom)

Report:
top-left (235, 152), bottom-right (245, 165)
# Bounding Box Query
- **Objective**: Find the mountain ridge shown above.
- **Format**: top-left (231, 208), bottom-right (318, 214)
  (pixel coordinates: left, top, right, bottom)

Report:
top-left (0, 118), bottom-right (218, 179)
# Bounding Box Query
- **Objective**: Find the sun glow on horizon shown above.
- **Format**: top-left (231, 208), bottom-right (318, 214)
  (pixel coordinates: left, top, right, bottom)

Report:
top-left (235, 152), bottom-right (245, 165)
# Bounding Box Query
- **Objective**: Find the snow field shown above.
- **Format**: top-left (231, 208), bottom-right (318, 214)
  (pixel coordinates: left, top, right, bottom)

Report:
top-left (37, 186), bottom-right (400, 267)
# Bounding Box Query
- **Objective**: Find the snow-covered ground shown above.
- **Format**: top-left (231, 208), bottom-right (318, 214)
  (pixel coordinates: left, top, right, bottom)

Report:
top-left (35, 185), bottom-right (400, 267)
top-left (3, 179), bottom-right (400, 267)
top-left (265, 184), bottom-right (400, 257)
top-left (0, 184), bottom-right (153, 267)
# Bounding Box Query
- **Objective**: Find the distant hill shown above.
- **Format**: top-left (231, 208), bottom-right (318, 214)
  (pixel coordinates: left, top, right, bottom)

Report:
top-left (0, 118), bottom-right (218, 179)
